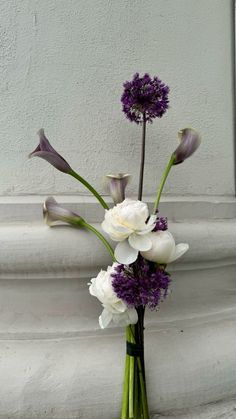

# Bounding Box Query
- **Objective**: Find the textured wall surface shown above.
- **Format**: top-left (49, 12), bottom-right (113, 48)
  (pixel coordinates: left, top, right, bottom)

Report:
top-left (0, 2), bottom-right (235, 416)
top-left (0, 0), bottom-right (234, 196)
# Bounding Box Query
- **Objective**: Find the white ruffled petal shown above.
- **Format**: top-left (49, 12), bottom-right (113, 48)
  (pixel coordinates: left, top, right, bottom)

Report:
top-left (101, 220), bottom-right (130, 241)
top-left (114, 240), bottom-right (139, 264)
top-left (127, 308), bottom-right (138, 324)
top-left (148, 214), bottom-right (157, 225)
top-left (99, 308), bottom-right (113, 329)
top-left (104, 300), bottom-right (127, 314)
top-left (168, 243), bottom-right (189, 263)
top-left (128, 233), bottom-right (152, 251)
top-left (141, 231), bottom-right (175, 263)
top-left (112, 309), bottom-right (138, 327)
top-left (88, 275), bottom-right (105, 301)
top-left (137, 215), bottom-right (157, 235)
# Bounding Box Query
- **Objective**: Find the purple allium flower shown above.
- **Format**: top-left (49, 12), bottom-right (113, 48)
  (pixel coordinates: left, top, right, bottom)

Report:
top-left (121, 73), bottom-right (169, 124)
top-left (153, 216), bottom-right (168, 232)
top-left (111, 256), bottom-right (171, 309)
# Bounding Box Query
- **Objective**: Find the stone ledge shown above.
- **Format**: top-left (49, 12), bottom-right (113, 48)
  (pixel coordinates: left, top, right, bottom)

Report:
top-left (0, 219), bottom-right (235, 280)
top-left (0, 195), bottom-right (235, 223)
top-left (0, 197), bottom-right (235, 417)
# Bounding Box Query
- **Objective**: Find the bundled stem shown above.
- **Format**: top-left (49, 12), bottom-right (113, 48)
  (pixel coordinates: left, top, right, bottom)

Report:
top-left (121, 317), bottom-right (149, 419)
top-left (120, 111), bottom-right (150, 418)
top-left (121, 329), bottom-right (131, 419)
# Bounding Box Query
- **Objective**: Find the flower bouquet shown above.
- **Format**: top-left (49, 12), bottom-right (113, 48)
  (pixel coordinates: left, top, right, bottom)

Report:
top-left (29, 73), bottom-right (200, 418)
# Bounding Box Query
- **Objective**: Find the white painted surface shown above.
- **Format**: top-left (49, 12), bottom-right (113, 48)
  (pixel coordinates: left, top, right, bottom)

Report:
top-left (0, 0), bottom-right (235, 417)
top-left (0, 199), bottom-right (235, 418)
top-left (0, 0), bottom-right (234, 196)
top-left (0, 195), bottom-right (236, 223)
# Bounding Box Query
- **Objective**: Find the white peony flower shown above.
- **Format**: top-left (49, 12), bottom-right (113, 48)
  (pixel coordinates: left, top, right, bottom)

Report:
top-left (141, 230), bottom-right (189, 264)
top-left (88, 264), bottom-right (138, 329)
top-left (101, 199), bottom-right (156, 264)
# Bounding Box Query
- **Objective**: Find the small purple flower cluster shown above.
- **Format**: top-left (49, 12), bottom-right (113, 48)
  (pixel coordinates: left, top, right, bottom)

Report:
top-left (121, 73), bottom-right (169, 124)
top-left (153, 216), bottom-right (168, 232)
top-left (111, 256), bottom-right (170, 309)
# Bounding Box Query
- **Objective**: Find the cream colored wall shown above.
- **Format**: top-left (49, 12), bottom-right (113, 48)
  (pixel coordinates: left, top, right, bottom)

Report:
top-left (0, 0), bottom-right (234, 197)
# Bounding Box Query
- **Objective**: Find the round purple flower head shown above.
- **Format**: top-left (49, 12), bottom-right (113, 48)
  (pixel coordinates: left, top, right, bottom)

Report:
top-left (153, 216), bottom-right (168, 232)
top-left (121, 73), bottom-right (169, 124)
top-left (111, 256), bottom-right (171, 310)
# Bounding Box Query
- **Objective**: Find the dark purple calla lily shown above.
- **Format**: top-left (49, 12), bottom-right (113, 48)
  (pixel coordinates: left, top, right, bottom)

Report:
top-left (173, 128), bottom-right (201, 164)
top-left (43, 197), bottom-right (84, 226)
top-left (30, 129), bottom-right (109, 210)
top-left (43, 197), bottom-right (115, 260)
top-left (105, 173), bottom-right (131, 204)
top-left (29, 129), bottom-right (72, 173)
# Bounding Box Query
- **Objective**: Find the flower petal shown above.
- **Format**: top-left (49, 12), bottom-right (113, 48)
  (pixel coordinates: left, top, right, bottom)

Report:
top-left (174, 128), bottom-right (201, 164)
top-left (43, 196), bottom-right (84, 226)
top-left (105, 173), bottom-right (131, 204)
top-left (29, 129), bottom-right (71, 173)
top-left (114, 240), bottom-right (139, 264)
top-left (112, 309), bottom-right (138, 327)
top-left (128, 233), bottom-right (152, 251)
top-left (141, 231), bottom-right (175, 263)
top-left (99, 308), bottom-right (113, 329)
top-left (168, 243), bottom-right (189, 263)
top-left (101, 218), bottom-right (131, 241)
top-left (127, 308), bottom-right (138, 324)
top-left (137, 214), bottom-right (157, 234)
top-left (147, 214), bottom-right (157, 225)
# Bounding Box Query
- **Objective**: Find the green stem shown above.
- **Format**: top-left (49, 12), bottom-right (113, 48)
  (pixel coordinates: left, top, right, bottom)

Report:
top-left (129, 326), bottom-right (135, 418)
top-left (69, 169), bottom-right (109, 210)
top-left (137, 357), bottom-right (149, 419)
top-left (81, 221), bottom-right (116, 261)
top-left (121, 355), bottom-right (130, 419)
top-left (153, 154), bottom-right (176, 214)
top-left (121, 327), bottom-right (131, 419)
top-left (134, 360), bottom-right (139, 418)
top-left (128, 325), bottom-right (149, 419)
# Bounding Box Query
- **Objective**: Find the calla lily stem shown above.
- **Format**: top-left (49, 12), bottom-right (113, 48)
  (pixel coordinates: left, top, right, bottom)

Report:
top-left (81, 221), bottom-right (116, 261)
top-left (69, 169), bottom-right (109, 210)
top-left (153, 154), bottom-right (176, 214)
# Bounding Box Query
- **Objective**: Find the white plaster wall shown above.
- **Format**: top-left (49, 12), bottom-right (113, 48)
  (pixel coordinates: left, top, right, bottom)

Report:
top-left (0, 0), bottom-right (234, 197)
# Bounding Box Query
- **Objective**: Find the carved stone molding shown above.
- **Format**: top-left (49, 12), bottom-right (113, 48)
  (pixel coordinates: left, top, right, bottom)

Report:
top-left (0, 196), bottom-right (235, 418)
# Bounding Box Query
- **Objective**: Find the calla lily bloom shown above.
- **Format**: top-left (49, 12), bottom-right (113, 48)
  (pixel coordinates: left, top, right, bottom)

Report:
top-left (29, 129), bottom-right (72, 173)
top-left (152, 128), bottom-right (201, 213)
top-left (43, 197), bottom-right (84, 226)
top-left (30, 129), bottom-right (109, 210)
top-left (141, 230), bottom-right (189, 264)
top-left (43, 197), bottom-right (115, 260)
top-left (105, 173), bottom-right (131, 204)
top-left (173, 128), bottom-right (201, 164)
